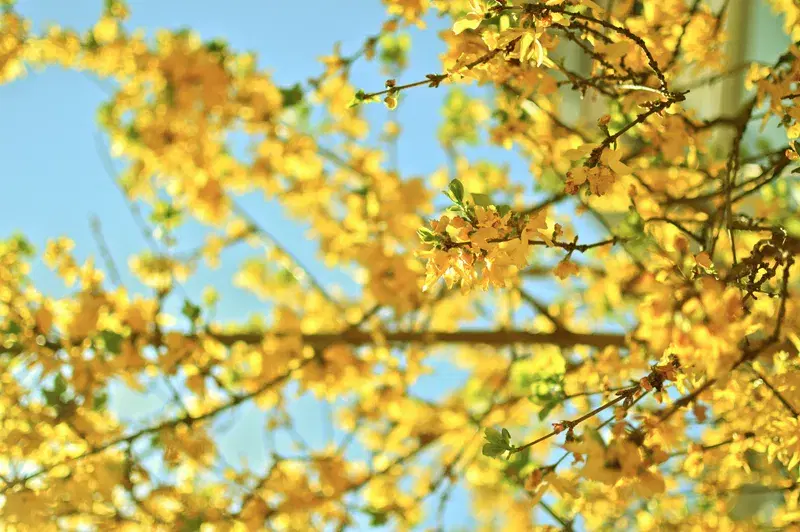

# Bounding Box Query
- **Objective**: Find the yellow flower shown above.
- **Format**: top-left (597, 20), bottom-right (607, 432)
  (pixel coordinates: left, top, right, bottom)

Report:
top-left (554, 259), bottom-right (579, 280)
top-left (93, 16), bottom-right (118, 44)
top-left (453, 0), bottom-right (486, 35)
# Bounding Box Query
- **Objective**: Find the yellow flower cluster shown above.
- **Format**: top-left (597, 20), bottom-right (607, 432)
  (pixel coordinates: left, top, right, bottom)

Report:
top-left (419, 181), bottom-right (551, 291)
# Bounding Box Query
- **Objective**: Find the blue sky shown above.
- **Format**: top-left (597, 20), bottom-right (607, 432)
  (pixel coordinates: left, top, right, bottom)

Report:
top-left (1, 1), bottom-right (794, 529)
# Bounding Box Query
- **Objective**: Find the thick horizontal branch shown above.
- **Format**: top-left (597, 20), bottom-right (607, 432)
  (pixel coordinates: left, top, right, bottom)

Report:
top-left (12, 328), bottom-right (627, 360)
top-left (210, 329), bottom-right (628, 350)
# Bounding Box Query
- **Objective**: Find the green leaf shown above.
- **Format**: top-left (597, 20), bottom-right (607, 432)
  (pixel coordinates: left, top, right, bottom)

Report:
top-left (280, 83), bottom-right (304, 108)
top-left (163, 81), bottom-right (176, 107)
top-left (277, 267), bottom-right (297, 285)
top-left (205, 39), bottom-right (228, 56)
top-left (614, 207), bottom-right (655, 258)
top-left (537, 398), bottom-right (561, 421)
top-left (43, 389), bottom-right (62, 408)
top-left (44, 374), bottom-right (68, 407)
top-left (125, 124), bottom-right (141, 142)
top-left (93, 391), bottom-right (109, 412)
top-left (4, 320), bottom-right (21, 335)
top-left (448, 179), bottom-right (465, 203)
top-left (10, 233), bottom-right (34, 256)
top-left (484, 427), bottom-right (504, 445)
top-left (348, 89), bottom-right (369, 108)
top-left (150, 201), bottom-right (182, 229)
top-left (471, 193), bottom-right (493, 206)
top-left (84, 33), bottom-right (100, 52)
top-left (417, 227), bottom-right (436, 243)
top-left (496, 204), bottom-right (512, 217)
top-left (97, 330), bottom-right (124, 355)
top-left (178, 516), bottom-right (204, 532)
top-left (182, 299), bottom-right (202, 323)
top-left (482, 442), bottom-right (507, 458)
top-left (53, 374), bottom-right (67, 396)
top-left (483, 427), bottom-right (512, 458)
top-left (366, 509), bottom-right (389, 527)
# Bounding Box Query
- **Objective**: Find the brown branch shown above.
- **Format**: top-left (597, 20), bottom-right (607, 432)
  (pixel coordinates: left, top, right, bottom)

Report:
top-left (563, 9), bottom-right (670, 90)
top-left (521, 194), bottom-right (568, 215)
top-left (360, 37), bottom-right (521, 100)
top-left (207, 328), bottom-right (627, 350)
top-left (667, 432), bottom-right (755, 458)
top-left (588, 92), bottom-right (687, 165)
top-left (749, 367), bottom-right (800, 418)
top-left (512, 385), bottom-right (639, 454)
top-left (446, 236), bottom-right (623, 254)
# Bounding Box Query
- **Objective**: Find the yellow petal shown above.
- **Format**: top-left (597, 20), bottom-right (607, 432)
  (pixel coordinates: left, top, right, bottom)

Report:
top-left (453, 15), bottom-right (481, 35)
top-left (519, 33), bottom-right (534, 62)
top-left (695, 252), bottom-right (712, 269)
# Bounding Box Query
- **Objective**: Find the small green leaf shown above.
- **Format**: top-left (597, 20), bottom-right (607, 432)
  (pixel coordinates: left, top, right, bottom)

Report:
top-left (4, 320), bottom-right (21, 335)
top-left (348, 89), bottom-right (371, 108)
top-left (496, 204), bottom-right (512, 217)
top-left (10, 233), bottom-right (34, 256)
top-left (182, 299), bottom-right (202, 323)
top-left (44, 374), bottom-right (69, 407)
top-left (482, 442), bottom-right (507, 458)
top-left (277, 267), bottom-right (297, 284)
top-left (98, 330), bottom-right (124, 355)
top-left (84, 33), bottom-right (100, 52)
top-left (53, 374), bottom-right (67, 396)
top-left (205, 39), bottom-right (228, 55)
top-left (125, 124), bottom-right (141, 142)
top-left (483, 427), bottom-right (512, 458)
top-left (366, 509), bottom-right (389, 526)
top-left (417, 227), bottom-right (436, 243)
top-left (150, 201), bottom-right (182, 229)
top-left (178, 516), bottom-right (204, 532)
top-left (93, 391), bottom-right (109, 411)
top-left (448, 179), bottom-right (465, 203)
top-left (43, 389), bottom-right (62, 408)
top-left (280, 83), bottom-right (304, 108)
top-left (538, 399), bottom-right (561, 421)
top-left (471, 193), bottom-right (493, 206)
top-left (484, 427), bottom-right (504, 445)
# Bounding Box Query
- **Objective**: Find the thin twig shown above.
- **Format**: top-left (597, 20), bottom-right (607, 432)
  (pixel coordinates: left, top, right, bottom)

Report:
top-left (89, 215), bottom-right (123, 288)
